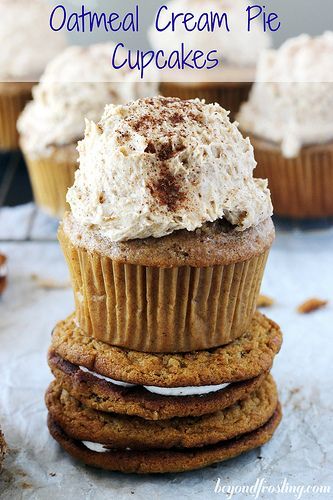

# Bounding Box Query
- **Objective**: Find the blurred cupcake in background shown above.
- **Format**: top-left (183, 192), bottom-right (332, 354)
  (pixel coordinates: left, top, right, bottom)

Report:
top-left (18, 44), bottom-right (158, 218)
top-left (238, 32), bottom-right (333, 219)
top-left (0, 0), bottom-right (67, 151)
top-left (149, 0), bottom-right (271, 117)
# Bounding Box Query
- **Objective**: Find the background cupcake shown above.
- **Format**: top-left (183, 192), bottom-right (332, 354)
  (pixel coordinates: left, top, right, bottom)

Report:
top-left (149, 0), bottom-right (271, 117)
top-left (59, 96), bottom-right (274, 353)
top-left (238, 32), bottom-right (333, 218)
top-left (0, 0), bottom-right (67, 151)
top-left (18, 43), bottom-right (158, 218)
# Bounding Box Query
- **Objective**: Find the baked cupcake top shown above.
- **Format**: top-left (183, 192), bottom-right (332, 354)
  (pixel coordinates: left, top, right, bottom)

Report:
top-left (67, 97), bottom-right (272, 242)
top-left (0, 0), bottom-right (67, 80)
top-left (238, 32), bottom-right (333, 158)
top-left (18, 44), bottom-right (158, 158)
top-left (148, 0), bottom-right (271, 71)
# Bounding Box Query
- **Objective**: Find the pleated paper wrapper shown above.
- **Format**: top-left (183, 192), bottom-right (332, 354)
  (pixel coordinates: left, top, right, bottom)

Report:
top-left (24, 147), bottom-right (78, 218)
top-left (252, 137), bottom-right (333, 219)
top-left (59, 226), bottom-right (269, 353)
top-left (0, 83), bottom-right (33, 150)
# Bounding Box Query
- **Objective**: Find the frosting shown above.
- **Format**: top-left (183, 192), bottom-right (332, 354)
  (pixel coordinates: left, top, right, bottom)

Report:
top-left (0, 0), bottom-right (67, 80)
top-left (79, 365), bottom-right (230, 397)
top-left (17, 43), bottom-right (158, 157)
top-left (237, 32), bottom-right (333, 158)
top-left (67, 96), bottom-right (272, 241)
top-left (148, 0), bottom-right (271, 71)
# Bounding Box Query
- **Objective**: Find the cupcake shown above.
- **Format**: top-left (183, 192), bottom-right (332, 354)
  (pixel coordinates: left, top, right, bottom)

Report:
top-left (0, 0), bottom-right (66, 151)
top-left (59, 96), bottom-right (274, 353)
top-left (149, 0), bottom-right (271, 117)
top-left (18, 44), bottom-right (158, 218)
top-left (238, 32), bottom-right (333, 218)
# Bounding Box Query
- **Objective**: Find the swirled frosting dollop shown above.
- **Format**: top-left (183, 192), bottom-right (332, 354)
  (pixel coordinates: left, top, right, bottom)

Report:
top-left (238, 32), bottom-right (333, 157)
top-left (0, 0), bottom-right (67, 80)
top-left (18, 43), bottom-right (158, 157)
top-left (67, 97), bottom-right (272, 241)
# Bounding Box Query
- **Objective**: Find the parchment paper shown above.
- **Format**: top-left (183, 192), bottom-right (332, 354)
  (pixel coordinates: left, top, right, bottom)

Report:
top-left (0, 207), bottom-right (332, 499)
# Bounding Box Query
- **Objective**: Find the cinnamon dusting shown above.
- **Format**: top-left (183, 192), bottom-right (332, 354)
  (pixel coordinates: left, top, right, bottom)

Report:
top-left (148, 163), bottom-right (186, 211)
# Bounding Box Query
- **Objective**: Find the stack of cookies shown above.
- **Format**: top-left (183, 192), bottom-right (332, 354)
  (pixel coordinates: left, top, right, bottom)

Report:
top-left (46, 97), bottom-right (283, 474)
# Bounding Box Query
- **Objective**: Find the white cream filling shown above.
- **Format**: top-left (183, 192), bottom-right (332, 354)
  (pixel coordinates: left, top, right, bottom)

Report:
top-left (79, 366), bottom-right (134, 388)
top-left (82, 441), bottom-right (132, 453)
top-left (82, 441), bottom-right (109, 453)
top-left (78, 366), bottom-right (230, 396)
top-left (0, 263), bottom-right (7, 278)
top-left (143, 384), bottom-right (230, 396)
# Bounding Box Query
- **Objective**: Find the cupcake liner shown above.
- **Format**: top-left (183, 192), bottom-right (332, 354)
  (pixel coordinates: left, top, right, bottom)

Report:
top-left (252, 137), bottom-right (333, 218)
top-left (24, 147), bottom-right (78, 218)
top-left (0, 83), bottom-right (33, 151)
top-left (59, 226), bottom-right (269, 353)
top-left (160, 82), bottom-right (252, 118)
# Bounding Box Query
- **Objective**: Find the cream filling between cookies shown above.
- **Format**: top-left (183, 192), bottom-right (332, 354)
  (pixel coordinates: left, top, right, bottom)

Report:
top-left (82, 441), bottom-right (132, 453)
top-left (143, 385), bottom-right (230, 396)
top-left (0, 263), bottom-right (7, 278)
top-left (79, 366), bottom-right (230, 396)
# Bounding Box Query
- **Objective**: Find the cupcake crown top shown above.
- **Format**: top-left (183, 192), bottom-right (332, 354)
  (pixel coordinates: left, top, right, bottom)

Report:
top-left (17, 44), bottom-right (158, 157)
top-left (237, 32), bottom-right (333, 158)
top-left (0, 0), bottom-right (67, 80)
top-left (67, 97), bottom-right (272, 242)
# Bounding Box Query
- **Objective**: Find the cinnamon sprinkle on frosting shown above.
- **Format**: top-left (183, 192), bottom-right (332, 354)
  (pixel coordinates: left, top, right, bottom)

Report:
top-left (67, 97), bottom-right (273, 242)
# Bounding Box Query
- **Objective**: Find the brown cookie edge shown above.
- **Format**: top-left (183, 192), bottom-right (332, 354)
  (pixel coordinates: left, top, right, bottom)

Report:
top-left (47, 403), bottom-right (282, 474)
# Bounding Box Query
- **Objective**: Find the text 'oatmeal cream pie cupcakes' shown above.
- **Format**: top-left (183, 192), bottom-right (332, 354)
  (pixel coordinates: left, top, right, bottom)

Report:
top-left (149, 0), bottom-right (271, 117)
top-left (17, 43), bottom-right (157, 218)
top-left (238, 32), bottom-right (333, 218)
top-left (60, 96), bottom-right (274, 353)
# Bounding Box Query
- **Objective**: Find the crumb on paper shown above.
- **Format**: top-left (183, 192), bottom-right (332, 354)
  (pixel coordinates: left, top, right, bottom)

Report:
top-left (285, 387), bottom-right (301, 405)
top-left (257, 294), bottom-right (274, 308)
top-left (30, 274), bottom-right (70, 290)
top-left (284, 387), bottom-right (304, 411)
top-left (21, 482), bottom-right (33, 490)
top-left (297, 298), bottom-right (328, 314)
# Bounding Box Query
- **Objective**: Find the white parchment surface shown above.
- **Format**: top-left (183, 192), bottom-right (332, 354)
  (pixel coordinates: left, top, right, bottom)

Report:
top-left (0, 208), bottom-right (332, 500)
